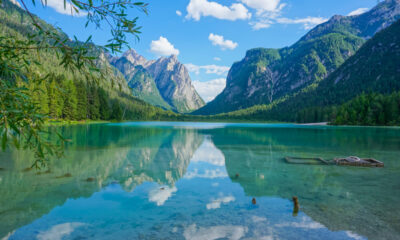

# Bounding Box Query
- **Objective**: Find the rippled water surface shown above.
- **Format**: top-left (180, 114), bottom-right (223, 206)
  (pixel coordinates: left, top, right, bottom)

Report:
top-left (1, 122), bottom-right (400, 240)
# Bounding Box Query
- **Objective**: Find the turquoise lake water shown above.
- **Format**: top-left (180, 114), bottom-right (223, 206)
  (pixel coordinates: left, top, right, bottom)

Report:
top-left (1, 122), bottom-right (400, 240)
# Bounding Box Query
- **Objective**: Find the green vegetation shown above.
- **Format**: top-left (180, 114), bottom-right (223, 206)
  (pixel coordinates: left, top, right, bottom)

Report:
top-left (194, 21), bottom-right (365, 115)
top-left (204, 19), bottom-right (400, 126)
top-left (0, 0), bottom-right (180, 167)
top-left (296, 92), bottom-right (400, 126)
top-left (195, 0), bottom-right (400, 116)
top-left (128, 66), bottom-right (171, 110)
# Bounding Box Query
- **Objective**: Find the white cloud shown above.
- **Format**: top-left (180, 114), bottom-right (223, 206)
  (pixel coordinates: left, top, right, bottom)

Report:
top-left (213, 57), bottom-right (221, 61)
top-left (209, 33), bottom-right (238, 50)
top-left (243, 1), bottom-right (326, 30)
top-left (348, 8), bottom-right (369, 16)
top-left (150, 37), bottom-right (180, 57)
top-left (185, 63), bottom-right (230, 76)
top-left (184, 168), bottom-right (228, 179)
top-left (191, 138), bottom-right (225, 165)
top-left (275, 216), bottom-right (325, 229)
top-left (276, 16), bottom-right (328, 30)
top-left (186, 0), bottom-right (251, 21)
top-left (176, 10), bottom-right (182, 16)
top-left (240, 0), bottom-right (286, 15)
top-left (250, 20), bottom-right (273, 30)
top-left (193, 78), bottom-right (226, 102)
top-left (148, 186), bottom-right (177, 206)
top-left (183, 224), bottom-right (247, 240)
top-left (206, 195), bottom-right (235, 210)
top-left (37, 222), bottom-right (86, 240)
top-left (44, 0), bottom-right (86, 17)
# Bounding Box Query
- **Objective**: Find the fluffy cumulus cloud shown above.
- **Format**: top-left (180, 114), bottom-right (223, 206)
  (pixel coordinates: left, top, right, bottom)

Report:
top-left (176, 10), bottom-right (182, 16)
top-left (185, 63), bottom-right (230, 76)
top-left (276, 17), bottom-right (328, 30)
top-left (348, 8), bottom-right (369, 16)
top-left (240, 0), bottom-right (286, 15)
top-left (209, 33), bottom-right (238, 50)
top-left (184, 0), bottom-right (328, 30)
top-left (44, 0), bottom-right (86, 17)
top-left (186, 0), bottom-right (251, 21)
top-left (213, 57), bottom-right (221, 61)
top-left (193, 78), bottom-right (226, 102)
top-left (150, 37), bottom-right (180, 56)
top-left (241, 0), bottom-right (328, 30)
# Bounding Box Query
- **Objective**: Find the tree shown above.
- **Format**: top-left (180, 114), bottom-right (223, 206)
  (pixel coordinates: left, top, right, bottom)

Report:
top-left (62, 80), bottom-right (78, 120)
top-left (111, 101), bottom-right (123, 121)
top-left (98, 88), bottom-right (111, 120)
top-left (87, 85), bottom-right (100, 120)
top-left (75, 80), bottom-right (88, 120)
top-left (0, 0), bottom-right (148, 167)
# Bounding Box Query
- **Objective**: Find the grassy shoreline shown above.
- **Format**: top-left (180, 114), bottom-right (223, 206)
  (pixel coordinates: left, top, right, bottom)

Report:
top-left (45, 119), bottom-right (112, 126)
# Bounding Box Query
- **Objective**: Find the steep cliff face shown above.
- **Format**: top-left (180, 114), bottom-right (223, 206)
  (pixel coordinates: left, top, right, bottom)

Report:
top-left (110, 51), bottom-right (205, 112)
top-left (146, 55), bottom-right (205, 112)
top-left (127, 66), bottom-right (171, 109)
top-left (194, 0), bottom-right (400, 115)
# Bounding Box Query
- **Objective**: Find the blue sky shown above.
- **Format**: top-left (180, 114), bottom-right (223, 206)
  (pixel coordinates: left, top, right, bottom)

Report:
top-left (22, 0), bottom-right (378, 101)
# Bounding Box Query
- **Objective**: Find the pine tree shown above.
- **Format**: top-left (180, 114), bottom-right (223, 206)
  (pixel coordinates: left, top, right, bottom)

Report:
top-left (47, 77), bottom-right (63, 119)
top-left (111, 101), bottom-right (123, 121)
top-left (98, 88), bottom-right (111, 120)
top-left (29, 78), bottom-right (49, 115)
top-left (75, 81), bottom-right (88, 120)
top-left (87, 85), bottom-right (100, 120)
top-left (62, 80), bottom-right (78, 120)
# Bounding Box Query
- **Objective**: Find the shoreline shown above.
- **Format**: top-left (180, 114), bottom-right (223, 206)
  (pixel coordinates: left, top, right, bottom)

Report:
top-left (297, 122), bottom-right (329, 126)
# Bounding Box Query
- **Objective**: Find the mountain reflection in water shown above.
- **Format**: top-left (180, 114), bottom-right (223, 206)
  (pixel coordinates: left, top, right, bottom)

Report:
top-left (0, 122), bottom-right (399, 239)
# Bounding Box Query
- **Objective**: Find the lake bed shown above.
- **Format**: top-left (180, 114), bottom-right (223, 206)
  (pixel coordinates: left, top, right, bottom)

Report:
top-left (1, 122), bottom-right (400, 240)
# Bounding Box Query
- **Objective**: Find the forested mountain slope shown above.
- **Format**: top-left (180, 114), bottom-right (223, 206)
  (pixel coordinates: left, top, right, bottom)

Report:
top-left (0, 0), bottom-right (176, 120)
top-left (194, 0), bottom-right (400, 115)
top-left (213, 19), bottom-right (400, 123)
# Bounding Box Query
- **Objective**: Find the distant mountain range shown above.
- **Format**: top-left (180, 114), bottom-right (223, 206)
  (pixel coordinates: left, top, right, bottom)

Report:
top-left (194, 0), bottom-right (400, 115)
top-left (109, 50), bottom-right (205, 113)
top-left (214, 17), bottom-right (400, 122)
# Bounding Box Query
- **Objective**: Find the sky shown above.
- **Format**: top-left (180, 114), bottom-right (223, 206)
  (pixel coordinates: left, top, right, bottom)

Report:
top-left (21, 0), bottom-right (378, 102)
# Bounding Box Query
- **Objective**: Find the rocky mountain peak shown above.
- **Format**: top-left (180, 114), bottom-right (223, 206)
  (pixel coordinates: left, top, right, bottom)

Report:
top-left (122, 49), bottom-right (148, 66)
top-left (110, 50), bottom-right (205, 112)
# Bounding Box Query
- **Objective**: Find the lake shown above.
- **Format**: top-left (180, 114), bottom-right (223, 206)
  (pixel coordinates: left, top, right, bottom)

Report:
top-left (1, 122), bottom-right (400, 240)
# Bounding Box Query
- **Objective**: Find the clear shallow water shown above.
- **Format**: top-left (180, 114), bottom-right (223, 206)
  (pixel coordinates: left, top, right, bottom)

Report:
top-left (1, 122), bottom-right (400, 240)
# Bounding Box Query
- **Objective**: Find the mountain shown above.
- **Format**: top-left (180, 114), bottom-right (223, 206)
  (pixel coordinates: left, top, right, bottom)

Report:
top-left (110, 50), bottom-right (205, 113)
top-left (213, 19), bottom-right (400, 122)
top-left (194, 0), bottom-right (400, 115)
top-left (0, 0), bottom-right (176, 121)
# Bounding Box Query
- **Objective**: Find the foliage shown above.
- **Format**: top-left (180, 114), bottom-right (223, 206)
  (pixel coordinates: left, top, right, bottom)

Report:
top-left (205, 19), bottom-right (400, 125)
top-left (127, 66), bottom-right (171, 110)
top-left (332, 92), bottom-right (400, 126)
top-left (0, 0), bottom-right (180, 167)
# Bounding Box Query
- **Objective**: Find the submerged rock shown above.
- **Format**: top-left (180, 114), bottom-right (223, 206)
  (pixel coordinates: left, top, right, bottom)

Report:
top-left (56, 173), bottom-right (72, 179)
top-left (85, 177), bottom-right (96, 182)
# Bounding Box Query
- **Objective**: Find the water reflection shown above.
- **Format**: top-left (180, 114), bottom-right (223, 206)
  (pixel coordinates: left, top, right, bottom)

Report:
top-left (0, 123), bottom-right (399, 239)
